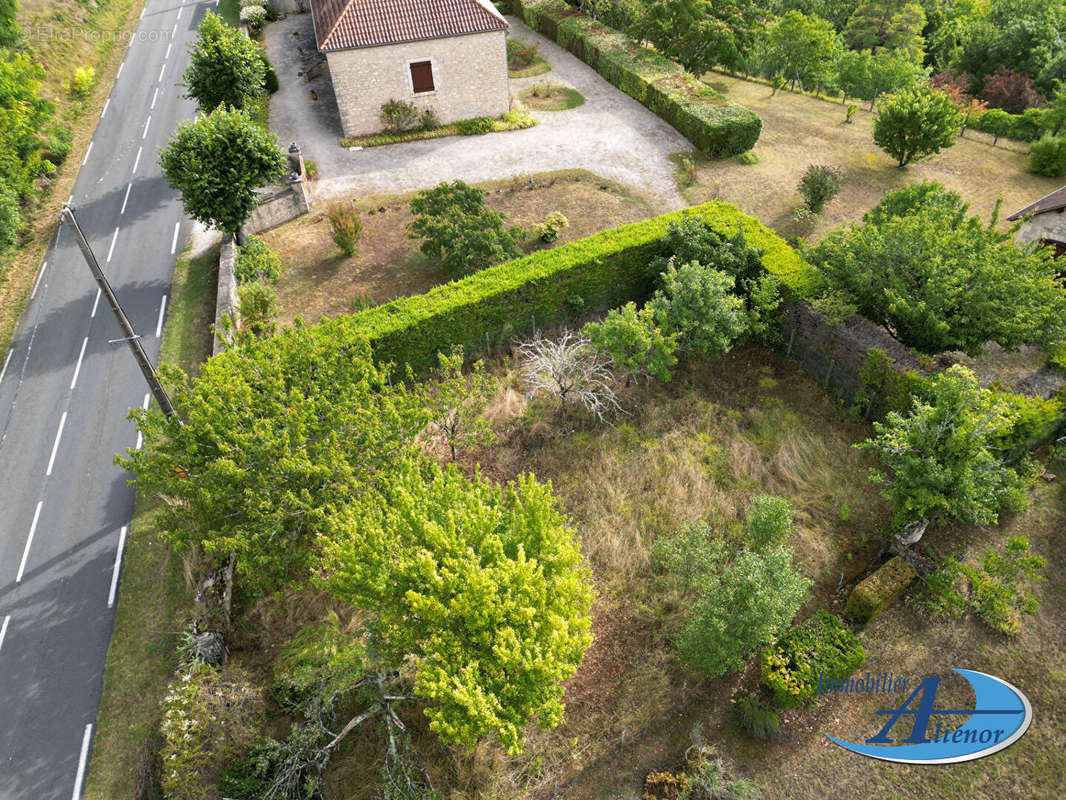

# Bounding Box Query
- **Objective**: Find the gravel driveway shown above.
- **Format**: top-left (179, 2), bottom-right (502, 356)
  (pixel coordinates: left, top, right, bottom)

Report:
top-left (263, 14), bottom-right (691, 211)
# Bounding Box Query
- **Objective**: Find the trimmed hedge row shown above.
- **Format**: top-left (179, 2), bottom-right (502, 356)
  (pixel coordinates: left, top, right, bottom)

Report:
top-left (760, 611), bottom-right (866, 709)
top-left (336, 201), bottom-right (816, 373)
top-left (511, 0), bottom-right (762, 157)
top-left (968, 107), bottom-right (1054, 143)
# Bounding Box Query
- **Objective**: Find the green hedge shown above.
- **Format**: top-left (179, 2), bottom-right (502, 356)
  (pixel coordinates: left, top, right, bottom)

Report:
top-left (845, 556), bottom-right (917, 624)
top-left (335, 201), bottom-right (816, 373)
top-left (760, 611), bottom-right (866, 709)
top-left (511, 0), bottom-right (761, 157)
top-left (968, 107), bottom-right (1051, 143)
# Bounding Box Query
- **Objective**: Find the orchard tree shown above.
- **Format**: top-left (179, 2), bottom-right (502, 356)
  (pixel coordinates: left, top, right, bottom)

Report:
top-left (810, 183), bottom-right (1066, 354)
top-left (873, 84), bottom-right (963, 166)
top-left (407, 180), bottom-right (522, 276)
top-left (414, 345), bottom-right (497, 461)
top-left (629, 0), bottom-right (762, 75)
top-left (858, 365), bottom-right (1029, 527)
top-left (184, 11), bottom-right (266, 111)
top-left (836, 48), bottom-right (873, 102)
top-left (119, 327), bottom-right (429, 595)
top-left (319, 458), bottom-right (595, 755)
top-left (653, 496), bottom-right (811, 678)
top-left (160, 106), bottom-right (285, 236)
top-left (867, 47), bottom-right (927, 105)
top-left (583, 302), bottom-right (678, 383)
top-left (648, 260), bottom-right (749, 357)
top-left (764, 10), bottom-right (840, 92)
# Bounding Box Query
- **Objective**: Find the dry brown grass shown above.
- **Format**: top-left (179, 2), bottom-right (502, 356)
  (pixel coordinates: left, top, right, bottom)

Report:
top-left (259, 170), bottom-right (653, 326)
top-left (689, 74), bottom-right (1062, 241)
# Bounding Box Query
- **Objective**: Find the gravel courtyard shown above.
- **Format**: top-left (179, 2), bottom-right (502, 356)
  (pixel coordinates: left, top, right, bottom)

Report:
top-left (262, 13), bottom-right (692, 211)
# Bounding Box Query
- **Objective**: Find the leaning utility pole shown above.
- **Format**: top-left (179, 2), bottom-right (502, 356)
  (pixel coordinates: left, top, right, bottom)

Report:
top-left (60, 203), bottom-right (180, 420)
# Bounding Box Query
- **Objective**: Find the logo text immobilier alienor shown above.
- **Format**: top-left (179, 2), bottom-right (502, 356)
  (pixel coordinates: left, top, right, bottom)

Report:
top-left (822, 668), bottom-right (1032, 764)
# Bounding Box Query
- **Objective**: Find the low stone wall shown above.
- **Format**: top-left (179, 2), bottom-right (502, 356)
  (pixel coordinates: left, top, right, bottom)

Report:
top-left (245, 184), bottom-right (311, 235)
top-left (214, 236), bottom-right (239, 356)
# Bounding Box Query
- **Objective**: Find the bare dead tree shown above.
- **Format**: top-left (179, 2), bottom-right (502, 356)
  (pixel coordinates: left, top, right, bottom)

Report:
top-left (518, 330), bottom-right (620, 421)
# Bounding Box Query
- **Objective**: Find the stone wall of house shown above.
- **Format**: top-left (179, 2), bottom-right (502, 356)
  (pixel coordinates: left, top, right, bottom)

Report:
top-left (326, 30), bottom-right (510, 137)
top-left (1015, 208), bottom-right (1066, 246)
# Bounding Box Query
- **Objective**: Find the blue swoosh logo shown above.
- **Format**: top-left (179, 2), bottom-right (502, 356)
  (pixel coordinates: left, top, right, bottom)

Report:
top-left (826, 669), bottom-right (1032, 764)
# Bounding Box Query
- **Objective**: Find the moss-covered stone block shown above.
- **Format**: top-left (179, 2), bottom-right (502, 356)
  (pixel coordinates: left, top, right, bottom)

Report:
top-left (846, 556), bottom-right (917, 624)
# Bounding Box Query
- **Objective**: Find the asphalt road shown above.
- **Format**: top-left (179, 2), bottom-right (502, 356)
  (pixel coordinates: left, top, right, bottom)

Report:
top-left (0, 1), bottom-right (212, 796)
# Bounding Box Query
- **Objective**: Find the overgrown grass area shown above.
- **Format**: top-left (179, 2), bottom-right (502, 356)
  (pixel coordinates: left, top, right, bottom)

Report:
top-left (691, 73), bottom-right (1061, 241)
top-left (259, 170), bottom-right (654, 326)
top-left (0, 0), bottom-right (145, 358)
top-left (84, 244), bottom-right (219, 800)
top-left (312, 342), bottom-right (892, 799)
top-left (510, 56), bottom-right (551, 78)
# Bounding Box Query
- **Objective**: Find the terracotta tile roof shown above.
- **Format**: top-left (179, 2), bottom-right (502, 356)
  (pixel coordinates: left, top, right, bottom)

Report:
top-left (312, 0), bottom-right (507, 52)
top-left (1007, 186), bottom-right (1066, 220)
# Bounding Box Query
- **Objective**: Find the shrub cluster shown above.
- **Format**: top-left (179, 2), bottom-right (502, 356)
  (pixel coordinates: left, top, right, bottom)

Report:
top-left (342, 201), bottom-right (815, 374)
top-left (1028, 134), bottom-right (1066, 177)
top-left (513, 0), bottom-right (761, 157)
top-left (759, 611), bottom-right (866, 709)
top-left (968, 107), bottom-right (1054, 143)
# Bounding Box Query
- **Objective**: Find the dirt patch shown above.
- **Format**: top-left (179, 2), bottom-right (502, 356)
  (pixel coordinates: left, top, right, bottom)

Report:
top-left (689, 74), bottom-right (1062, 241)
top-left (261, 170), bottom-right (653, 326)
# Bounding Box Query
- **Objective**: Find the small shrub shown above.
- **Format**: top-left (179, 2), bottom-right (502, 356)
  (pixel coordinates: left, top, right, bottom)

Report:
top-left (644, 771), bottom-right (687, 800)
top-left (845, 103), bottom-right (858, 123)
top-left (380, 98), bottom-right (419, 133)
top-left (917, 536), bottom-right (1046, 636)
top-left (262, 56), bottom-right (279, 94)
top-left (735, 150), bottom-right (759, 165)
top-left (1028, 134), bottom-right (1066, 177)
top-left (680, 745), bottom-right (760, 800)
top-left (457, 116), bottom-right (494, 135)
top-left (506, 38), bottom-right (539, 69)
top-left (327, 203), bottom-right (362, 256)
top-left (648, 260), bottom-right (749, 358)
top-left (348, 291), bottom-right (375, 312)
top-left (790, 205), bottom-right (816, 235)
top-left (234, 236), bottom-right (281, 284)
top-left (536, 211), bottom-right (569, 242)
top-left (419, 108), bottom-right (439, 131)
top-left (798, 164), bottom-right (843, 213)
top-left (239, 4), bottom-right (266, 31)
top-left (303, 158), bottom-right (317, 180)
top-left (238, 280), bottom-right (277, 337)
top-left (519, 331), bottom-right (619, 420)
top-left (583, 301), bottom-right (678, 382)
top-left (673, 152), bottom-right (697, 186)
top-left (734, 693), bottom-right (782, 742)
top-left (760, 611), bottom-right (866, 709)
top-left (69, 65), bottom-right (95, 99)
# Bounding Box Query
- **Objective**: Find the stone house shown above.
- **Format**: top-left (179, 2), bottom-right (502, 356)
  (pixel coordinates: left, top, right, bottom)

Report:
top-left (310, 0), bottom-right (510, 137)
top-left (1008, 186), bottom-right (1066, 259)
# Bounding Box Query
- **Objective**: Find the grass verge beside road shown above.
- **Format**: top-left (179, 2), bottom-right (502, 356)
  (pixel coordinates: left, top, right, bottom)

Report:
top-left (84, 243), bottom-right (219, 800)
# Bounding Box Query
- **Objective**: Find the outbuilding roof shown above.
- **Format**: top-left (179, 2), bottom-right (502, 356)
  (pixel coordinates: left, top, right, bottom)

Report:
top-left (1007, 186), bottom-right (1066, 221)
top-left (312, 0), bottom-right (507, 52)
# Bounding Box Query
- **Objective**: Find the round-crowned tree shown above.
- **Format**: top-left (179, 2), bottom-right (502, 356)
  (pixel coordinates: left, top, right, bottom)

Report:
top-left (873, 84), bottom-right (964, 167)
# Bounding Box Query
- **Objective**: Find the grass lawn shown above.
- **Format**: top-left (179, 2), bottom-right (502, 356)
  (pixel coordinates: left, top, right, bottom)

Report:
top-left (84, 244), bottom-right (219, 800)
top-left (259, 170), bottom-right (654, 326)
top-left (690, 73), bottom-right (1062, 241)
top-left (519, 85), bottom-right (586, 111)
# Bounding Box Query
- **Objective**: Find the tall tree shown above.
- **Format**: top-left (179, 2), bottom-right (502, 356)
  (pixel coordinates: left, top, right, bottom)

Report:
top-left (764, 10), bottom-right (841, 91)
top-left (320, 458), bottom-right (594, 755)
top-left (872, 84), bottom-right (963, 165)
top-left (809, 182), bottom-right (1066, 354)
top-left (184, 10), bottom-right (266, 111)
top-left (844, 0), bottom-right (927, 58)
top-left (120, 327), bottom-right (428, 595)
top-left (160, 105), bottom-right (285, 236)
top-left (629, 0), bottom-right (763, 75)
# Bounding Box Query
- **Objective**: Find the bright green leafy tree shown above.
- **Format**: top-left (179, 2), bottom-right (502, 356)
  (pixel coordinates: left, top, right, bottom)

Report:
top-left (648, 260), bottom-right (749, 357)
top-left (407, 180), bottom-right (523, 276)
top-left (810, 183), bottom-right (1066, 354)
top-left (873, 84), bottom-right (964, 165)
top-left (653, 496), bottom-right (811, 678)
top-left (160, 105), bottom-right (286, 236)
top-left (119, 328), bottom-right (429, 595)
top-left (764, 10), bottom-right (841, 91)
top-left (858, 365), bottom-right (1030, 527)
top-left (583, 302), bottom-right (678, 382)
top-left (629, 0), bottom-right (763, 75)
top-left (320, 458), bottom-right (594, 755)
top-left (184, 11), bottom-right (266, 111)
